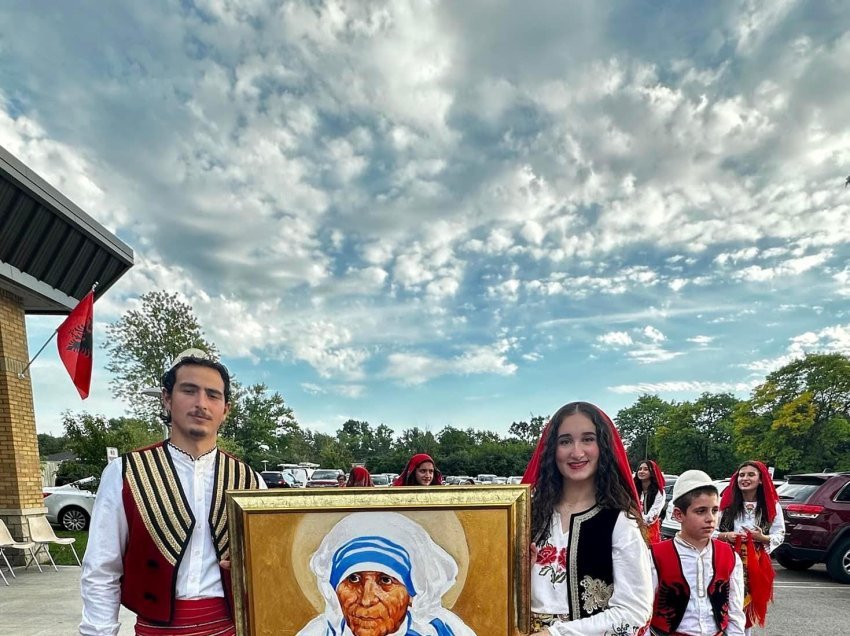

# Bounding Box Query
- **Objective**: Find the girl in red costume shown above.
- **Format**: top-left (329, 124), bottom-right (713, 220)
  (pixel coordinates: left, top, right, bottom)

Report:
top-left (633, 460), bottom-right (666, 544)
top-left (346, 465), bottom-right (374, 487)
top-left (393, 453), bottom-right (443, 486)
top-left (523, 402), bottom-right (652, 636)
top-left (717, 460), bottom-right (784, 635)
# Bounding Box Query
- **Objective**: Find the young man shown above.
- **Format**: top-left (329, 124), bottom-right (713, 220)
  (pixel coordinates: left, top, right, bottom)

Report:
top-left (649, 470), bottom-right (745, 636)
top-left (80, 349), bottom-right (266, 636)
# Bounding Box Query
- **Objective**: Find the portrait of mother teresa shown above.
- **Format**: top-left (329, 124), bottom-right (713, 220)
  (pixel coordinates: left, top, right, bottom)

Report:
top-left (296, 512), bottom-right (477, 636)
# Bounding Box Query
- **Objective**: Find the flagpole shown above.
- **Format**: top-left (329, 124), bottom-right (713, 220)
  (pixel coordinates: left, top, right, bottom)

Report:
top-left (17, 281), bottom-right (98, 380)
top-left (17, 329), bottom-right (59, 379)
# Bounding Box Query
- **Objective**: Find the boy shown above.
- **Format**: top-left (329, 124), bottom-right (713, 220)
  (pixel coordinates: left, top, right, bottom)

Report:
top-left (649, 470), bottom-right (745, 636)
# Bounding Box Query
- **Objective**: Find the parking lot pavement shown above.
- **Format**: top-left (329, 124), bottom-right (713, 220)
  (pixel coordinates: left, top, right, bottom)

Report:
top-left (0, 566), bottom-right (135, 636)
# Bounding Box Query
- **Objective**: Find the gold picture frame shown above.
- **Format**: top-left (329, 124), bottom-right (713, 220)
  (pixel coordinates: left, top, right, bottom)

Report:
top-left (227, 485), bottom-right (531, 636)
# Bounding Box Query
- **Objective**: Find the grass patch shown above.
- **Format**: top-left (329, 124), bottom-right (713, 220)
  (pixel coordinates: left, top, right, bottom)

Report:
top-left (53, 529), bottom-right (88, 565)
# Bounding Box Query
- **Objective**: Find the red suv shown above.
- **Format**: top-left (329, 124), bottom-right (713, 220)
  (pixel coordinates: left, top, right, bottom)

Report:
top-left (775, 472), bottom-right (850, 583)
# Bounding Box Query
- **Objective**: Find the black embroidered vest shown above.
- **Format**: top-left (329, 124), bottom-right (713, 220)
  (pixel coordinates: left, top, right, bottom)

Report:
top-left (120, 440), bottom-right (260, 623)
top-left (564, 506), bottom-right (620, 619)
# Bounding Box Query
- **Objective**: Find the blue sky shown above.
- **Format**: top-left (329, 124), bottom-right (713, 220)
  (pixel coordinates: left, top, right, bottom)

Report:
top-left (2, 1), bottom-right (849, 437)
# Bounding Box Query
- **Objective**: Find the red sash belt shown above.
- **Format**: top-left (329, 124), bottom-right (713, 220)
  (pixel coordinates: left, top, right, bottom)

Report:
top-left (135, 598), bottom-right (235, 636)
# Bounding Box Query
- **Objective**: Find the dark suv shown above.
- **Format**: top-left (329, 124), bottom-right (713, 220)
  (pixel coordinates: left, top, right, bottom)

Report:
top-left (774, 472), bottom-right (850, 583)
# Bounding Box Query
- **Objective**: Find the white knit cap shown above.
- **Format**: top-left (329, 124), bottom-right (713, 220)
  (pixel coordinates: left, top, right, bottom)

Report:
top-left (671, 470), bottom-right (715, 505)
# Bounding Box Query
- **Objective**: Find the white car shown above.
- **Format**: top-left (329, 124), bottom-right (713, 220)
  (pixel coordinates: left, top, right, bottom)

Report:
top-left (43, 476), bottom-right (97, 531)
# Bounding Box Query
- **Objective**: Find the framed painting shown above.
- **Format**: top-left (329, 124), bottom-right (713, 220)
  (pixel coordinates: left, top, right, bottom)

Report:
top-left (227, 485), bottom-right (531, 636)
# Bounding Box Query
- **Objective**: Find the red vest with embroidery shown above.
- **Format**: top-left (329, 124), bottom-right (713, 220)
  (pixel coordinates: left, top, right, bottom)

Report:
top-left (650, 538), bottom-right (735, 635)
top-left (119, 441), bottom-right (260, 624)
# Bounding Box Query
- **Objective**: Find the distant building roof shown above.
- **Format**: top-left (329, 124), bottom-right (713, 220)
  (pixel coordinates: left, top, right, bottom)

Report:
top-left (0, 144), bottom-right (133, 313)
top-left (44, 450), bottom-right (76, 462)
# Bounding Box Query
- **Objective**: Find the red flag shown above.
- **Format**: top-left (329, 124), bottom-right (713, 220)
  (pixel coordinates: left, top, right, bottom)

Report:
top-left (56, 291), bottom-right (94, 399)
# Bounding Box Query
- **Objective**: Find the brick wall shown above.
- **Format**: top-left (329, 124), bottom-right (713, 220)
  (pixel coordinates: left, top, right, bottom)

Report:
top-left (0, 289), bottom-right (44, 511)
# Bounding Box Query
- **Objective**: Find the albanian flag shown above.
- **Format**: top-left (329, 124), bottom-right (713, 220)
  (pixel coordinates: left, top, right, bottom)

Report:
top-left (56, 291), bottom-right (94, 399)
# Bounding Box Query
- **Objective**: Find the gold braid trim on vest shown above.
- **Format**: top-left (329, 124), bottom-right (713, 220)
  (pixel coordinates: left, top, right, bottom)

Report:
top-left (209, 450), bottom-right (260, 561)
top-left (124, 445), bottom-right (195, 566)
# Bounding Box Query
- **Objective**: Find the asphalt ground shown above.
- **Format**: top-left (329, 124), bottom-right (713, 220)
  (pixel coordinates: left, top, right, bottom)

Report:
top-left (0, 562), bottom-right (847, 635)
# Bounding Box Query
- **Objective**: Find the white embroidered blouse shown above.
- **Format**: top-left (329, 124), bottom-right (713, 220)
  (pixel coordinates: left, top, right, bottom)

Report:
top-left (640, 490), bottom-right (665, 524)
top-left (531, 510), bottom-right (653, 636)
top-left (728, 501), bottom-right (785, 553)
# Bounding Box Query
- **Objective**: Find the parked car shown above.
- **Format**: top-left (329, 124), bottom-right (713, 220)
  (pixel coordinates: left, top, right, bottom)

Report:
top-left (281, 466), bottom-right (309, 487)
top-left (476, 474), bottom-right (497, 484)
top-left (372, 473), bottom-right (391, 487)
top-left (774, 472), bottom-right (850, 583)
top-left (659, 475), bottom-right (679, 522)
top-left (508, 476), bottom-right (524, 485)
top-left (261, 471), bottom-right (295, 488)
top-left (43, 476), bottom-right (97, 531)
top-left (307, 468), bottom-right (345, 487)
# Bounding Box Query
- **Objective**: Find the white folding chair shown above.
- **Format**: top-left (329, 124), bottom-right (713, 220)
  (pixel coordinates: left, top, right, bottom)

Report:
top-left (0, 519), bottom-right (41, 585)
top-left (26, 515), bottom-right (81, 571)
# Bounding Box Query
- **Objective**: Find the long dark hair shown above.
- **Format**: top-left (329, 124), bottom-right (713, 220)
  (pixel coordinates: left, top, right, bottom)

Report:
top-left (719, 460), bottom-right (769, 532)
top-left (634, 460), bottom-right (660, 508)
top-left (530, 402), bottom-right (642, 545)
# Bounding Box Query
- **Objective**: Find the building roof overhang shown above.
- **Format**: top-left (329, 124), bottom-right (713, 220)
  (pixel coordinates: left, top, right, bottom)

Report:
top-left (0, 145), bottom-right (133, 313)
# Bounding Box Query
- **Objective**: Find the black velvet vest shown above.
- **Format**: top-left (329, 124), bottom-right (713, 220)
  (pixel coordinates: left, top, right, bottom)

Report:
top-left (564, 506), bottom-right (620, 619)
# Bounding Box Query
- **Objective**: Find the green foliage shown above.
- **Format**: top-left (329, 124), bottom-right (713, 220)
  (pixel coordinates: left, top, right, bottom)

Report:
top-left (733, 353), bottom-right (850, 473)
top-left (615, 394), bottom-right (675, 465)
top-left (220, 382), bottom-right (298, 468)
top-left (62, 412), bottom-right (162, 471)
top-left (55, 460), bottom-right (103, 486)
top-left (103, 291), bottom-right (218, 420)
top-left (38, 432), bottom-right (68, 457)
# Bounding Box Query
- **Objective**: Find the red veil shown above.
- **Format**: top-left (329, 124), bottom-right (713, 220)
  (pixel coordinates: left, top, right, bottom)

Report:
top-left (347, 466), bottom-right (373, 487)
top-left (393, 453), bottom-right (443, 486)
top-left (521, 402), bottom-right (639, 506)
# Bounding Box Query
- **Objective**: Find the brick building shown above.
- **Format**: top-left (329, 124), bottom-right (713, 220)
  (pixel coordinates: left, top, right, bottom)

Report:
top-left (0, 145), bottom-right (132, 547)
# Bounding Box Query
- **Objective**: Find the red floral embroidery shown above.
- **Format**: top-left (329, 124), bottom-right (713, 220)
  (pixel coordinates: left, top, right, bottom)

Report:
top-left (535, 542), bottom-right (567, 584)
top-left (537, 545), bottom-right (558, 566)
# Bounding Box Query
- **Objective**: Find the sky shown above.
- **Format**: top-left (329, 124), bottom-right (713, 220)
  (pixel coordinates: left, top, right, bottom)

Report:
top-left (2, 0), bottom-right (849, 438)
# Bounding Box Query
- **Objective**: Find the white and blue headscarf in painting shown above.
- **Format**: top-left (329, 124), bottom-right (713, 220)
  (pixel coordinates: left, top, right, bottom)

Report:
top-left (296, 512), bottom-right (476, 636)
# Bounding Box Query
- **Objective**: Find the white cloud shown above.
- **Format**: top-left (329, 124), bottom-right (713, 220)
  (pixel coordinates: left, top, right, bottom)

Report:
top-left (609, 380), bottom-right (757, 394)
top-left (384, 338), bottom-right (518, 385)
top-left (643, 326), bottom-right (666, 343)
top-left (687, 335), bottom-right (714, 346)
top-left (598, 331), bottom-right (634, 347)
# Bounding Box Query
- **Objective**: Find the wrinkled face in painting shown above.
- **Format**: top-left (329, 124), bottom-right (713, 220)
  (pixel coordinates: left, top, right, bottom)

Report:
top-left (336, 570), bottom-right (411, 636)
top-left (414, 461), bottom-right (435, 486)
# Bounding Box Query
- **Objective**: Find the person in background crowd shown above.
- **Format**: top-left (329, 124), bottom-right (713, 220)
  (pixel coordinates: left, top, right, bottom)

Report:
top-left (336, 473), bottom-right (347, 488)
top-left (80, 349), bottom-right (266, 636)
top-left (717, 461), bottom-right (784, 634)
top-left (523, 401), bottom-right (653, 636)
top-left (649, 470), bottom-right (745, 636)
top-left (393, 453), bottom-right (443, 486)
top-left (634, 460), bottom-right (666, 544)
top-left (346, 466), bottom-right (373, 487)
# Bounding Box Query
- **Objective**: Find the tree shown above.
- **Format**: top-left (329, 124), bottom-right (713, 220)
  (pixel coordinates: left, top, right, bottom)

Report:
top-left (221, 382), bottom-right (299, 469)
top-left (38, 433), bottom-right (68, 457)
top-left (615, 395), bottom-right (674, 465)
top-left (62, 412), bottom-right (161, 471)
top-left (103, 291), bottom-right (218, 420)
top-left (508, 415), bottom-right (546, 444)
top-left (733, 353), bottom-right (850, 473)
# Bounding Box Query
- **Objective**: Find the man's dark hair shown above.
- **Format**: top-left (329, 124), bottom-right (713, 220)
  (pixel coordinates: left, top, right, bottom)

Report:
top-left (160, 355), bottom-right (231, 424)
top-left (673, 485), bottom-right (719, 513)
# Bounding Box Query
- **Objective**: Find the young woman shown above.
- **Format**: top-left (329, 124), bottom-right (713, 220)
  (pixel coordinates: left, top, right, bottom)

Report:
top-left (522, 402), bottom-right (653, 636)
top-left (346, 466), bottom-right (374, 487)
top-left (393, 453), bottom-right (443, 486)
top-left (633, 460), bottom-right (665, 544)
top-left (718, 460), bottom-right (784, 634)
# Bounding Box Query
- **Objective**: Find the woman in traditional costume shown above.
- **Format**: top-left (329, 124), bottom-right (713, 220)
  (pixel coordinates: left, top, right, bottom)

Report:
top-left (633, 460), bottom-right (665, 544)
top-left (717, 460), bottom-right (784, 634)
top-left (393, 453), bottom-right (443, 486)
top-left (346, 466), bottom-right (374, 487)
top-left (523, 402), bottom-right (653, 636)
